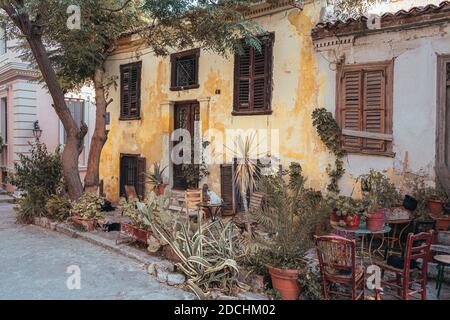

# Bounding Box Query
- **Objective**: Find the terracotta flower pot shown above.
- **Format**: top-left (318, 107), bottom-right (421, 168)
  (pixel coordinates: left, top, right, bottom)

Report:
top-left (162, 244), bottom-right (182, 263)
top-left (156, 184), bottom-right (167, 196)
top-left (366, 208), bottom-right (386, 231)
top-left (267, 266), bottom-right (300, 300)
top-left (329, 212), bottom-right (341, 226)
top-left (427, 199), bottom-right (444, 215)
top-left (72, 215), bottom-right (97, 232)
top-left (430, 214), bottom-right (450, 232)
top-left (345, 214), bottom-right (361, 230)
top-left (121, 223), bottom-right (151, 244)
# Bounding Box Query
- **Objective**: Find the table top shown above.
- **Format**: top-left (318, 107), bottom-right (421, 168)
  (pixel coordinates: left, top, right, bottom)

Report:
top-left (197, 202), bottom-right (224, 208)
top-left (332, 222), bottom-right (391, 235)
top-left (434, 255), bottom-right (450, 265)
top-left (387, 218), bottom-right (413, 224)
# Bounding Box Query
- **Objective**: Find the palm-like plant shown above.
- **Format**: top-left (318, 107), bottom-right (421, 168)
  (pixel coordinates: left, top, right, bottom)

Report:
top-left (230, 134), bottom-right (260, 213)
top-left (145, 162), bottom-right (167, 187)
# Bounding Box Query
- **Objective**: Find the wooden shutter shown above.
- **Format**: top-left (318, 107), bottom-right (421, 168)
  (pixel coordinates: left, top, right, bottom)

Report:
top-left (338, 62), bottom-right (392, 155)
top-left (363, 70), bottom-right (386, 152)
top-left (136, 157), bottom-right (146, 200)
top-left (235, 46), bottom-right (251, 111)
top-left (120, 62), bottom-right (141, 119)
top-left (341, 70), bottom-right (363, 149)
top-left (220, 164), bottom-right (235, 215)
top-left (233, 33), bottom-right (274, 114)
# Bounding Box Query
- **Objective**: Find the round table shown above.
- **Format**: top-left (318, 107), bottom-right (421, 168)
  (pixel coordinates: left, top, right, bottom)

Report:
top-left (434, 255), bottom-right (450, 299)
top-left (332, 223), bottom-right (391, 265)
top-left (385, 218), bottom-right (413, 257)
top-left (197, 202), bottom-right (224, 221)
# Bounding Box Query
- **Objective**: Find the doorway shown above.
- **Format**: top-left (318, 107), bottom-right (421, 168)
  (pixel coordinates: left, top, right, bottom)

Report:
top-left (173, 101), bottom-right (200, 190)
top-left (119, 154), bottom-right (146, 199)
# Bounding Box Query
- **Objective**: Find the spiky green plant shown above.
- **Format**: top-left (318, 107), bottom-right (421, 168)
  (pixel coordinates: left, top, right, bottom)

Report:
top-left (230, 134), bottom-right (260, 213)
top-left (145, 162), bottom-right (167, 187)
top-left (153, 212), bottom-right (249, 299)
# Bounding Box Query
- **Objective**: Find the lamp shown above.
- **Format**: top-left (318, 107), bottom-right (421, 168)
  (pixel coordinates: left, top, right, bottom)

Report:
top-left (32, 120), bottom-right (42, 141)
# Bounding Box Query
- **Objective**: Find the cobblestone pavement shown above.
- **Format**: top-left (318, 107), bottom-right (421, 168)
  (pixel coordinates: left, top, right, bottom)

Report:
top-left (0, 203), bottom-right (193, 300)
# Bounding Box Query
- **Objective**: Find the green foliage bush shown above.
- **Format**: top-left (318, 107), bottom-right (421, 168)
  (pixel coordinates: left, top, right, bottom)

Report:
top-left (45, 194), bottom-right (71, 222)
top-left (71, 192), bottom-right (105, 220)
top-left (10, 143), bottom-right (63, 223)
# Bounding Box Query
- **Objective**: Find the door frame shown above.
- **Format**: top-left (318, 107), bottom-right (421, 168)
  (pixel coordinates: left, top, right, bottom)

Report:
top-left (172, 100), bottom-right (200, 190)
top-left (436, 55), bottom-right (450, 191)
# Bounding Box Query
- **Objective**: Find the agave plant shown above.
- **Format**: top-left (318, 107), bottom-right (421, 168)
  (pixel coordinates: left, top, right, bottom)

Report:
top-left (145, 162), bottom-right (167, 186)
top-left (153, 212), bottom-right (249, 299)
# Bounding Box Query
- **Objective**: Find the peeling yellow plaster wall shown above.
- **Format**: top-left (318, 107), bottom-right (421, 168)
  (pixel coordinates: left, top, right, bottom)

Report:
top-left (100, 4), bottom-right (336, 202)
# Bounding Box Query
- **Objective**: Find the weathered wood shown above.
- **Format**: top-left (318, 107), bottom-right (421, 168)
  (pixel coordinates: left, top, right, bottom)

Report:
top-left (342, 129), bottom-right (393, 141)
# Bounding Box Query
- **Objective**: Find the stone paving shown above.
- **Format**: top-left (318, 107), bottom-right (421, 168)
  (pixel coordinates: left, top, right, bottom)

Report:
top-left (0, 203), bottom-right (193, 300)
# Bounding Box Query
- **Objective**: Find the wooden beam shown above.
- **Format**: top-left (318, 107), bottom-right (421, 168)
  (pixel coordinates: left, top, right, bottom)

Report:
top-left (342, 129), bottom-right (393, 141)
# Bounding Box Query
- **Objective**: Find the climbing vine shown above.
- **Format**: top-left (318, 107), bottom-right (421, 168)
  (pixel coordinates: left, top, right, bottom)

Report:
top-left (312, 108), bottom-right (346, 193)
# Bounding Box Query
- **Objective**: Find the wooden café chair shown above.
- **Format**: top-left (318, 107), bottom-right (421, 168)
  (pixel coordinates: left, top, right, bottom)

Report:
top-left (315, 235), bottom-right (365, 300)
top-left (374, 231), bottom-right (433, 300)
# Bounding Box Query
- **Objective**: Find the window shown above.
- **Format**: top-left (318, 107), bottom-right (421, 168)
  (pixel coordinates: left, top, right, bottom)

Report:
top-left (120, 61), bottom-right (142, 120)
top-left (120, 155), bottom-right (146, 199)
top-left (63, 99), bottom-right (85, 144)
top-left (170, 49), bottom-right (200, 91)
top-left (336, 61), bottom-right (393, 156)
top-left (0, 97), bottom-right (7, 144)
top-left (233, 33), bottom-right (274, 116)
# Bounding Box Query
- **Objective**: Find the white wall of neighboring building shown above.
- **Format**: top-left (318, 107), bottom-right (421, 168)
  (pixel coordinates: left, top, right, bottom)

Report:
top-left (317, 16), bottom-right (450, 194)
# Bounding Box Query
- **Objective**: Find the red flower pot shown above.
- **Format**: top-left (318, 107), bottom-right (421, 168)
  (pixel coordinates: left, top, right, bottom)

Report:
top-left (366, 208), bottom-right (386, 231)
top-left (72, 215), bottom-right (97, 231)
top-left (156, 184), bottom-right (167, 196)
top-left (427, 199), bottom-right (444, 215)
top-left (329, 212), bottom-right (341, 226)
top-left (162, 245), bottom-right (182, 263)
top-left (268, 266), bottom-right (300, 300)
top-left (121, 223), bottom-right (151, 244)
top-left (345, 214), bottom-right (361, 230)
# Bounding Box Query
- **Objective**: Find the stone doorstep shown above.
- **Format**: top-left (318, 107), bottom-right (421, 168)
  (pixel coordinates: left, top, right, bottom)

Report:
top-left (32, 218), bottom-right (267, 300)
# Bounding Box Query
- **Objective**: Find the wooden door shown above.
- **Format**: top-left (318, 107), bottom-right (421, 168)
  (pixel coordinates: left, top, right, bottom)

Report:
top-left (173, 102), bottom-right (200, 190)
top-left (120, 155), bottom-right (146, 199)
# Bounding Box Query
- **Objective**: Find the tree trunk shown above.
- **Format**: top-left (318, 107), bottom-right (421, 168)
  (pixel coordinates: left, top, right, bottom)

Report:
top-left (84, 65), bottom-right (108, 193)
top-left (1, 4), bottom-right (85, 200)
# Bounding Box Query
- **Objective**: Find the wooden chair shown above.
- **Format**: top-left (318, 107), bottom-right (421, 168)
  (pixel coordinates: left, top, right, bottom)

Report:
top-left (315, 235), bottom-right (365, 300)
top-left (249, 192), bottom-right (266, 212)
top-left (185, 189), bottom-right (203, 219)
top-left (374, 231), bottom-right (433, 300)
top-left (125, 185), bottom-right (140, 202)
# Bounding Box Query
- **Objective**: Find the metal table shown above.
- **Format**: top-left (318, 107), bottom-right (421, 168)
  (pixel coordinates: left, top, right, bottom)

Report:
top-left (197, 202), bottom-right (224, 221)
top-left (332, 223), bottom-right (391, 265)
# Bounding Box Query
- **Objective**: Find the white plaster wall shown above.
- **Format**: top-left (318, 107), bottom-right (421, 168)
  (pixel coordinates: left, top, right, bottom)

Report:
top-left (318, 23), bottom-right (450, 195)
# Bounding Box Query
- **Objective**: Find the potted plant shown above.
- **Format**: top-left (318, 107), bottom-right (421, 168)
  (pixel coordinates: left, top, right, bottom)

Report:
top-left (119, 190), bottom-right (175, 245)
top-left (145, 162), bottom-right (167, 196)
top-left (249, 163), bottom-right (329, 300)
top-left (181, 162), bottom-right (209, 190)
top-left (359, 170), bottom-right (400, 231)
top-left (425, 185), bottom-right (448, 215)
top-left (71, 192), bottom-right (105, 231)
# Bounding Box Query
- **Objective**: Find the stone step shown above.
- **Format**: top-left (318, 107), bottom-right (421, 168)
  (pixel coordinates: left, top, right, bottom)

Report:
top-left (428, 262), bottom-right (450, 282)
top-left (0, 188), bottom-right (8, 195)
top-left (431, 244), bottom-right (450, 254)
top-left (0, 194), bottom-right (15, 204)
top-left (438, 231), bottom-right (450, 246)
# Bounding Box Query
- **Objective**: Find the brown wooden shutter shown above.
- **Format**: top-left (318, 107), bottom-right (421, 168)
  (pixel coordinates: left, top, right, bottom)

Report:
top-left (233, 33), bottom-right (274, 114)
top-left (363, 70), bottom-right (386, 152)
top-left (136, 157), bottom-right (146, 200)
top-left (220, 164), bottom-right (235, 215)
top-left (235, 46), bottom-right (251, 111)
top-left (341, 70), bottom-right (363, 149)
top-left (120, 62), bottom-right (141, 119)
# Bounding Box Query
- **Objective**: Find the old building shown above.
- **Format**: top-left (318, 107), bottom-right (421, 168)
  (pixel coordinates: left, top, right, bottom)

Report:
top-left (100, 0), bottom-right (450, 207)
